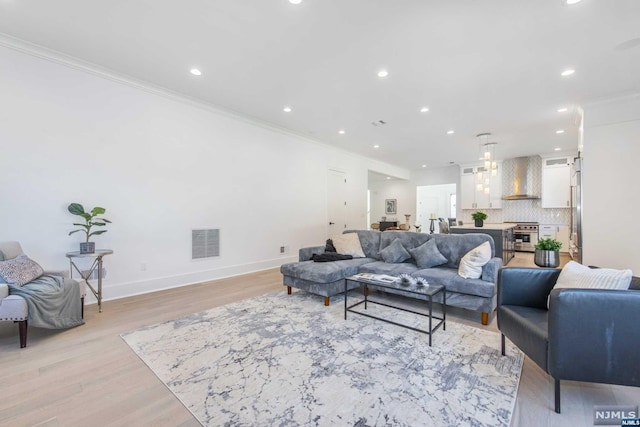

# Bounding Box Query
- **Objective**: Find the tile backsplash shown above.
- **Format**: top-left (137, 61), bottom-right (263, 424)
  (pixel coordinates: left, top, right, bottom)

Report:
top-left (461, 156), bottom-right (571, 226)
top-left (461, 203), bottom-right (570, 225)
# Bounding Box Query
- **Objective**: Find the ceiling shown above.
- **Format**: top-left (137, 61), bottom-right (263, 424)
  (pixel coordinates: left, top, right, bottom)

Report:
top-left (1, 1), bottom-right (639, 171)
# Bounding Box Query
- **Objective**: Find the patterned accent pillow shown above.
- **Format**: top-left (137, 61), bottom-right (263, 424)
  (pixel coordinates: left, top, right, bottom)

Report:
top-left (0, 254), bottom-right (44, 286)
top-left (458, 241), bottom-right (492, 279)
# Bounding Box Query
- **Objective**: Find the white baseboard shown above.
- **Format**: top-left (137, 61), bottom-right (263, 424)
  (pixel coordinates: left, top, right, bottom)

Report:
top-left (82, 255), bottom-right (297, 304)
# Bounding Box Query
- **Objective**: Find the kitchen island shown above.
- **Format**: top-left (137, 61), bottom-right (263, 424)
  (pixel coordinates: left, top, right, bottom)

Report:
top-left (450, 223), bottom-right (516, 265)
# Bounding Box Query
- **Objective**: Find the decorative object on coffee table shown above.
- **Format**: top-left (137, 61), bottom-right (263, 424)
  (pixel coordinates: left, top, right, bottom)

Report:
top-left (67, 203), bottom-right (111, 254)
top-left (534, 238), bottom-right (562, 268)
top-left (398, 273), bottom-right (416, 286)
top-left (471, 211), bottom-right (487, 227)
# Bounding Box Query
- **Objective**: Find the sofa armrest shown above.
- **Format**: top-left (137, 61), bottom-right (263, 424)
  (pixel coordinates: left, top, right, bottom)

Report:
top-left (497, 267), bottom-right (561, 309)
top-left (299, 246), bottom-right (326, 261)
top-left (481, 257), bottom-right (503, 283)
top-left (548, 288), bottom-right (640, 386)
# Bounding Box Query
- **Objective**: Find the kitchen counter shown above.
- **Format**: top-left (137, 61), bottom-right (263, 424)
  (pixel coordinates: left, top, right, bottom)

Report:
top-left (450, 223), bottom-right (516, 265)
top-left (450, 223), bottom-right (517, 231)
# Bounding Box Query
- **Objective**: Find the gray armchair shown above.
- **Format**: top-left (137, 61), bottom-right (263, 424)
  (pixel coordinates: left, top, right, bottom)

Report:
top-left (0, 241), bottom-right (86, 348)
top-left (497, 267), bottom-right (640, 413)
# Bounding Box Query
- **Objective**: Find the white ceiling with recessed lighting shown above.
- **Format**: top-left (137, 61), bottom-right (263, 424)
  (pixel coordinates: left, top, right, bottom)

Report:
top-left (0, 0), bottom-right (639, 170)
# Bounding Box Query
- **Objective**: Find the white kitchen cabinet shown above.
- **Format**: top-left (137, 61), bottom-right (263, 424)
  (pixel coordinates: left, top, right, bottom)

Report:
top-left (539, 224), bottom-right (570, 252)
top-left (460, 167), bottom-right (477, 209)
top-left (460, 163), bottom-right (502, 210)
top-left (542, 157), bottom-right (571, 208)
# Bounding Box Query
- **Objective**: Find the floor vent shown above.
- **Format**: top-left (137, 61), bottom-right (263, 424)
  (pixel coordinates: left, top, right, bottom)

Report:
top-left (192, 229), bottom-right (220, 260)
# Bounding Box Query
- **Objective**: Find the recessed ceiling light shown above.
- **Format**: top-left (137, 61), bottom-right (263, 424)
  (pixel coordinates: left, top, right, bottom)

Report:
top-left (556, 130), bottom-right (565, 134)
top-left (377, 70), bottom-right (389, 78)
top-left (557, 107), bottom-right (568, 113)
top-left (289, 0), bottom-right (302, 4)
top-left (420, 107), bottom-right (429, 113)
top-left (561, 69), bottom-right (575, 77)
top-left (386, 177), bottom-right (391, 180)
top-left (566, 0), bottom-right (581, 4)
top-left (190, 68), bottom-right (202, 76)
top-left (338, 130), bottom-right (345, 135)
top-left (554, 147), bottom-right (562, 151)
top-left (283, 106), bottom-right (292, 113)
top-left (447, 130), bottom-right (455, 134)
top-left (421, 164), bottom-right (427, 168)
top-left (373, 145), bottom-right (380, 149)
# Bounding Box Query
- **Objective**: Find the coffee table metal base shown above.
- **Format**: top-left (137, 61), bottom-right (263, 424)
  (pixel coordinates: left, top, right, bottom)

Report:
top-left (344, 279), bottom-right (446, 346)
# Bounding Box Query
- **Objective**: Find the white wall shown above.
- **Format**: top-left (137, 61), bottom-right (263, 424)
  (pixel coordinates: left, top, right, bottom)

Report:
top-left (0, 44), bottom-right (407, 301)
top-left (582, 95), bottom-right (640, 273)
top-left (368, 165), bottom-right (459, 230)
top-left (368, 179), bottom-right (413, 226)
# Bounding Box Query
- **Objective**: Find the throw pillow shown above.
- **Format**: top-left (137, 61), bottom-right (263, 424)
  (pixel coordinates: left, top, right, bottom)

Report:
top-left (409, 239), bottom-right (448, 269)
top-left (457, 241), bottom-right (492, 279)
top-left (548, 261), bottom-right (632, 308)
top-left (331, 233), bottom-right (366, 258)
top-left (0, 254), bottom-right (44, 286)
top-left (378, 238), bottom-right (411, 263)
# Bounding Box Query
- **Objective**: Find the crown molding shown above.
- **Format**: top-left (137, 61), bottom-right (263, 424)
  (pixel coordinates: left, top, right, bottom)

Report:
top-left (0, 32), bottom-right (409, 175)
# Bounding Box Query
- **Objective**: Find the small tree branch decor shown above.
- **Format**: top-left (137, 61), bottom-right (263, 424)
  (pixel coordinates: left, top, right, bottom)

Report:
top-left (68, 203), bottom-right (111, 243)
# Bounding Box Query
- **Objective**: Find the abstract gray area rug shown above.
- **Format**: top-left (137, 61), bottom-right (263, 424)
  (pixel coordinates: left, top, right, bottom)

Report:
top-left (121, 291), bottom-right (523, 426)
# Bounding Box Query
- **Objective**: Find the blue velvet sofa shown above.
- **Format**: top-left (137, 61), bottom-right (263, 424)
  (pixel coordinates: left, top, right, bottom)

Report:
top-left (280, 230), bottom-right (503, 325)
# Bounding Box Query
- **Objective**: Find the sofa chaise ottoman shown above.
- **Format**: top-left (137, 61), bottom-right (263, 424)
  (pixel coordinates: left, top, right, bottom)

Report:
top-left (280, 230), bottom-right (503, 325)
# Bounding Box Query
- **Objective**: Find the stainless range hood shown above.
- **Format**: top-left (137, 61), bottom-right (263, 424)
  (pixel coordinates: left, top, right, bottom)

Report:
top-left (502, 156), bottom-right (540, 200)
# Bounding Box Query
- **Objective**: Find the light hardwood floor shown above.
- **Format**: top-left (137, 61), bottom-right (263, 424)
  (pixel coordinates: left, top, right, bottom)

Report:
top-left (1, 253), bottom-right (637, 426)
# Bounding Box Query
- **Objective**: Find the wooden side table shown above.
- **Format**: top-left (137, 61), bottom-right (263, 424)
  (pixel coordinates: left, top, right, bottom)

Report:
top-left (66, 249), bottom-right (113, 313)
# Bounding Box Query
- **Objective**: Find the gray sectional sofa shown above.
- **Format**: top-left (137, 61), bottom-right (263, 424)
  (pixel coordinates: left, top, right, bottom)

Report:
top-left (280, 230), bottom-right (503, 325)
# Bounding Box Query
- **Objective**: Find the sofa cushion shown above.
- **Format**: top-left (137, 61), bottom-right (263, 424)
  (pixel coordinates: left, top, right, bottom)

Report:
top-left (412, 266), bottom-right (496, 298)
top-left (358, 261), bottom-right (419, 276)
top-left (430, 233), bottom-right (495, 269)
top-left (345, 230), bottom-right (382, 260)
top-left (379, 231), bottom-right (430, 253)
top-left (332, 233), bottom-right (366, 258)
top-left (499, 305), bottom-right (549, 370)
top-left (280, 258), bottom-right (374, 283)
top-left (409, 239), bottom-right (448, 269)
top-left (458, 241), bottom-right (492, 279)
top-left (378, 239), bottom-right (411, 263)
top-left (0, 254), bottom-right (44, 286)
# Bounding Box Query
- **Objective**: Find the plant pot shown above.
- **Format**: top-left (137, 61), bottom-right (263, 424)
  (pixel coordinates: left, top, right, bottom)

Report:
top-left (80, 242), bottom-right (95, 254)
top-left (474, 219), bottom-right (484, 227)
top-left (534, 249), bottom-right (560, 268)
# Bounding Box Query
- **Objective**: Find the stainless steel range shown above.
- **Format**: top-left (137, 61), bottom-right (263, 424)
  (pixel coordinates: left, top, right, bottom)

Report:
top-left (507, 222), bottom-right (539, 252)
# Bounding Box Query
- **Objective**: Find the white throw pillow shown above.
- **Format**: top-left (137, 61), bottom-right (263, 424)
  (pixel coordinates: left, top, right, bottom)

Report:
top-left (331, 233), bottom-right (366, 258)
top-left (457, 241), bottom-right (492, 279)
top-left (548, 261), bottom-right (632, 307)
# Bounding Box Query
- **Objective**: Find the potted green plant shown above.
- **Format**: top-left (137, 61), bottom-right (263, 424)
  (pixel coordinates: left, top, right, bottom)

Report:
top-left (471, 211), bottom-right (488, 227)
top-left (68, 203), bottom-right (111, 254)
top-left (534, 238), bottom-right (562, 268)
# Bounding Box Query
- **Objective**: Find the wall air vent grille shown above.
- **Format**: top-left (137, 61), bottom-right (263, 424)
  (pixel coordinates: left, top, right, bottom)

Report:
top-left (192, 229), bottom-right (220, 259)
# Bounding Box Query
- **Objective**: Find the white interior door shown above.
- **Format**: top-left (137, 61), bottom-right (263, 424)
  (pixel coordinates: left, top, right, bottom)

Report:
top-left (327, 169), bottom-right (347, 237)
